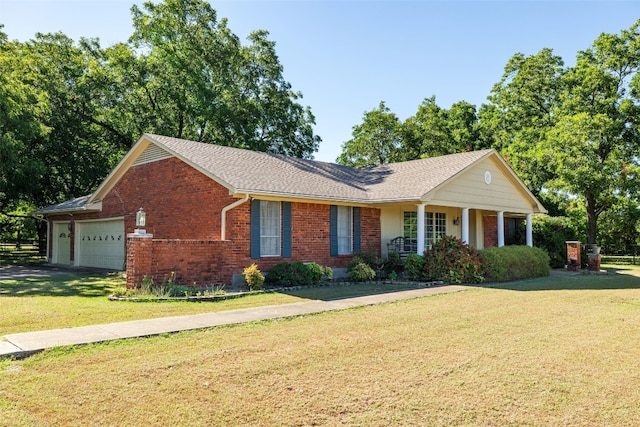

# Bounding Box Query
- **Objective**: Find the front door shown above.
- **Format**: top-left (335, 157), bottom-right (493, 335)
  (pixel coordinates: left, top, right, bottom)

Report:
top-left (53, 222), bottom-right (71, 265)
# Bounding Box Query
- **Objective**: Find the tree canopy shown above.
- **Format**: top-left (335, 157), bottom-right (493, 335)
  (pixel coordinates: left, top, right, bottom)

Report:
top-left (0, 0), bottom-right (319, 219)
top-left (339, 19), bottom-right (640, 246)
top-left (481, 21), bottom-right (640, 244)
top-left (338, 97), bottom-right (483, 167)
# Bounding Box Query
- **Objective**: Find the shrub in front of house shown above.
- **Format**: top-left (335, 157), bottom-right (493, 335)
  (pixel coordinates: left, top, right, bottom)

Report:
top-left (404, 236), bottom-right (486, 284)
top-left (481, 245), bottom-right (550, 282)
top-left (243, 263), bottom-right (265, 290)
top-left (404, 253), bottom-right (425, 281)
top-left (264, 261), bottom-right (332, 287)
top-left (347, 258), bottom-right (376, 282)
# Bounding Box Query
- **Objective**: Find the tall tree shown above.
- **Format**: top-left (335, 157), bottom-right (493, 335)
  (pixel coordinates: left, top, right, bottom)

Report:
top-left (546, 22), bottom-right (640, 244)
top-left (337, 101), bottom-right (403, 166)
top-left (1, 0), bottom-right (321, 218)
top-left (478, 48), bottom-right (566, 194)
top-left (402, 96), bottom-right (452, 159)
top-left (126, 0), bottom-right (320, 157)
top-left (0, 28), bottom-right (48, 213)
top-left (483, 21), bottom-right (640, 244)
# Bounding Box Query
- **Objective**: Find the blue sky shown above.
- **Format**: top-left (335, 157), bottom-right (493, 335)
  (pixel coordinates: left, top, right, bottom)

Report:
top-left (1, 0), bottom-right (638, 162)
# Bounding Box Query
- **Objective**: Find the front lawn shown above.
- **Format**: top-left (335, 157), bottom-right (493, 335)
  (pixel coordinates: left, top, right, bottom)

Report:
top-left (0, 272), bottom-right (421, 334)
top-left (0, 273), bottom-right (305, 334)
top-left (1, 264), bottom-right (640, 425)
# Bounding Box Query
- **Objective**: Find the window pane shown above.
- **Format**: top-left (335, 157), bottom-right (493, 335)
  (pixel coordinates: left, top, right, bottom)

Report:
top-left (435, 213), bottom-right (447, 239)
top-left (260, 201), bottom-right (280, 256)
top-left (426, 212), bottom-right (434, 248)
top-left (403, 211), bottom-right (417, 252)
top-left (337, 206), bottom-right (352, 255)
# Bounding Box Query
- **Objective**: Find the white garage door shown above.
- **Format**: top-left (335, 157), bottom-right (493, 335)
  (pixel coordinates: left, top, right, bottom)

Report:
top-left (76, 219), bottom-right (125, 270)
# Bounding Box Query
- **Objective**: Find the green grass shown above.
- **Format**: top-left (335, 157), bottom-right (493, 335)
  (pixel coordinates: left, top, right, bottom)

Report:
top-left (0, 272), bottom-right (422, 334)
top-left (1, 265), bottom-right (640, 425)
top-left (0, 273), bottom-right (304, 333)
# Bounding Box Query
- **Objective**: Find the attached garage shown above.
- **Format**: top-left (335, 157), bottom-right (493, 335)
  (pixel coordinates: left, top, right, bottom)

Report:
top-left (75, 218), bottom-right (125, 270)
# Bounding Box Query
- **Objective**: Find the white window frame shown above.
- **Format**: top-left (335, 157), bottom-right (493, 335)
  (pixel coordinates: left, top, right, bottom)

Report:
top-left (337, 206), bottom-right (353, 255)
top-left (260, 200), bottom-right (281, 257)
top-left (404, 210), bottom-right (446, 251)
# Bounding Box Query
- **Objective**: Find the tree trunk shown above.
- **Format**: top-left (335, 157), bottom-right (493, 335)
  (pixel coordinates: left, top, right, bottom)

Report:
top-left (586, 192), bottom-right (598, 245)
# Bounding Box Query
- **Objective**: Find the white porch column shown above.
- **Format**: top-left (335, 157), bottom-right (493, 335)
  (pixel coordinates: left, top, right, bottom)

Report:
top-left (526, 213), bottom-right (533, 247)
top-left (497, 211), bottom-right (505, 247)
top-left (416, 203), bottom-right (426, 254)
top-left (461, 208), bottom-right (469, 244)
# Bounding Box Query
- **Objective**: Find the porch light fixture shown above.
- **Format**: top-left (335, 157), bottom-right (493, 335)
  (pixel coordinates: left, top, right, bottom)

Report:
top-left (136, 208), bottom-right (146, 229)
top-left (453, 217), bottom-right (460, 226)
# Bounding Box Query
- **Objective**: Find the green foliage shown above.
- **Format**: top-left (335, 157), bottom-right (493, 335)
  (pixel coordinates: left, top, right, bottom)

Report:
top-left (482, 21), bottom-right (640, 244)
top-left (111, 286), bottom-right (137, 298)
top-left (337, 101), bottom-right (403, 166)
top-left (122, 272), bottom-right (195, 298)
top-left (404, 236), bottom-right (486, 284)
top-left (128, 0), bottom-right (319, 158)
top-left (402, 96), bottom-right (484, 160)
top-left (531, 215), bottom-right (582, 268)
top-left (243, 263), bottom-right (265, 291)
top-left (597, 198), bottom-right (640, 253)
top-left (264, 261), bottom-right (332, 287)
top-left (1, 0), bottom-right (320, 228)
top-left (404, 254), bottom-right (425, 281)
top-left (481, 246), bottom-right (550, 282)
top-left (347, 261), bottom-right (376, 282)
top-left (381, 251), bottom-right (403, 278)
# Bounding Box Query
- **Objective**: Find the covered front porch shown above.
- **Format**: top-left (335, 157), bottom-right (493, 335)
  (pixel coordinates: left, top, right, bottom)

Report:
top-left (379, 204), bottom-right (535, 258)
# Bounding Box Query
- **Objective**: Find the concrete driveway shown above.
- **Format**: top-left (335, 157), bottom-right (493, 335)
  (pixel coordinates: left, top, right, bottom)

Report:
top-left (0, 264), bottom-right (107, 280)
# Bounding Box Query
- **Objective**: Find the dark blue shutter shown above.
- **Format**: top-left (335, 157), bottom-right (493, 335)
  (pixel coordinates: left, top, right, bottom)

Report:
top-left (353, 207), bottom-right (361, 253)
top-left (329, 205), bottom-right (338, 256)
top-left (282, 202), bottom-right (291, 258)
top-left (250, 199), bottom-right (261, 259)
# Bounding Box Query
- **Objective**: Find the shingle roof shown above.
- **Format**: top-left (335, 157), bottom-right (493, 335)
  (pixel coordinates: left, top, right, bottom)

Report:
top-left (147, 134), bottom-right (494, 203)
top-left (37, 133), bottom-right (541, 215)
top-left (35, 195), bottom-right (95, 214)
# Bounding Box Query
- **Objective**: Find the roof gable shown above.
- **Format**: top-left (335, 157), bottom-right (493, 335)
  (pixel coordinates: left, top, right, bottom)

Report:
top-left (429, 154), bottom-right (546, 213)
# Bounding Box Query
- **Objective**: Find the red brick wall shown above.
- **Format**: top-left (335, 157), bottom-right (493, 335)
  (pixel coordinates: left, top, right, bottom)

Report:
top-left (49, 156), bottom-right (382, 286)
top-left (483, 214), bottom-right (514, 248)
top-left (126, 237), bottom-right (234, 288)
top-left (483, 215), bottom-right (498, 248)
top-left (247, 204), bottom-right (381, 274)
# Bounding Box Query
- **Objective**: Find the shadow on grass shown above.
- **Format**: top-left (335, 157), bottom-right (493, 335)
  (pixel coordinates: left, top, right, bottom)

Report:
top-left (0, 273), bottom-right (122, 298)
top-left (484, 268), bottom-right (640, 291)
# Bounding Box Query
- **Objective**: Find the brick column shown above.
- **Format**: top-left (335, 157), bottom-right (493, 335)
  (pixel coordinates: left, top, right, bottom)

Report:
top-left (126, 233), bottom-right (154, 289)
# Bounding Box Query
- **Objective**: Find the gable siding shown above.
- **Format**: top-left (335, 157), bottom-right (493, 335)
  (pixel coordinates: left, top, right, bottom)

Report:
top-left (429, 158), bottom-right (535, 213)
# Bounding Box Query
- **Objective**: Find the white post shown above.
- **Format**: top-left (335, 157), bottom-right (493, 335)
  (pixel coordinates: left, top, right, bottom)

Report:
top-left (461, 208), bottom-right (469, 244)
top-left (526, 213), bottom-right (533, 247)
top-left (497, 211), bottom-right (505, 247)
top-left (417, 204), bottom-right (426, 254)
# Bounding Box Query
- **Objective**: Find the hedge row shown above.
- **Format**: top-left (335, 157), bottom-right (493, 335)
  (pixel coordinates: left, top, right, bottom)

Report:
top-left (481, 245), bottom-right (551, 282)
top-left (254, 238), bottom-right (551, 287)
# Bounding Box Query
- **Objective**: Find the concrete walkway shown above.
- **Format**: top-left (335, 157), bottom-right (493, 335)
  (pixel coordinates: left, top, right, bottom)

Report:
top-left (0, 285), bottom-right (469, 359)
